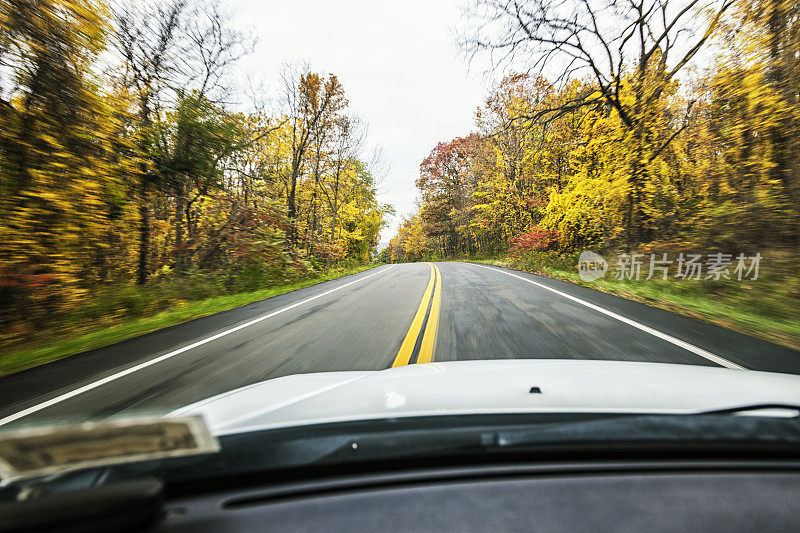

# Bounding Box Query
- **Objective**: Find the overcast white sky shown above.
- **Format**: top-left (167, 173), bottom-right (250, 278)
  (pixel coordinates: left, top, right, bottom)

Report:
top-left (232, 0), bottom-right (489, 242)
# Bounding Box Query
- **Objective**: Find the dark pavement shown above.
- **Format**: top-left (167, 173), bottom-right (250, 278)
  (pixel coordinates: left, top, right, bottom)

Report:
top-left (1, 262), bottom-right (798, 429)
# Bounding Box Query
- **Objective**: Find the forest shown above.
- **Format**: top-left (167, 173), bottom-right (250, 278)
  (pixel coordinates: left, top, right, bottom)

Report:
top-left (0, 0), bottom-right (390, 350)
top-left (384, 0), bottom-right (799, 263)
top-left (379, 0), bottom-right (799, 348)
top-left (2, 0), bottom-right (800, 360)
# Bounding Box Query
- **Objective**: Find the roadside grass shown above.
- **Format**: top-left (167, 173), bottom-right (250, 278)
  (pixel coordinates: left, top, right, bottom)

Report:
top-left (0, 264), bottom-right (378, 377)
top-left (469, 252), bottom-right (800, 351)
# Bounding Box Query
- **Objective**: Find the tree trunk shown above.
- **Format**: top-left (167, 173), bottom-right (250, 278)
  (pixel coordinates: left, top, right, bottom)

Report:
top-left (136, 201), bottom-right (150, 285)
top-left (287, 169), bottom-right (299, 245)
top-left (174, 183), bottom-right (185, 271)
top-left (330, 169), bottom-right (341, 241)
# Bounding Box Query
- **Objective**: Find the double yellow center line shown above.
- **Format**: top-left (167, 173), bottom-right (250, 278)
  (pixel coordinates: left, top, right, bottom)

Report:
top-left (392, 263), bottom-right (442, 367)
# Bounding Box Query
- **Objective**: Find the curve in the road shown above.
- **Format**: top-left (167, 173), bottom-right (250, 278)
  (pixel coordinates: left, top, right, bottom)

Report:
top-left (391, 263), bottom-right (443, 367)
top-left (418, 264), bottom-right (442, 364)
top-left (2, 261), bottom-right (799, 430)
top-left (392, 263), bottom-right (435, 367)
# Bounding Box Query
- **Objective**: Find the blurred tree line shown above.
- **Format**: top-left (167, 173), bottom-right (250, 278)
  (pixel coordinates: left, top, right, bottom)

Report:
top-left (0, 0), bottom-right (389, 340)
top-left (383, 0), bottom-right (800, 264)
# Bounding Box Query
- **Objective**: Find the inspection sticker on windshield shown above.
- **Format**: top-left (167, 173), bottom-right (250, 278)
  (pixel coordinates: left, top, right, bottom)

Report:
top-left (0, 416), bottom-right (219, 482)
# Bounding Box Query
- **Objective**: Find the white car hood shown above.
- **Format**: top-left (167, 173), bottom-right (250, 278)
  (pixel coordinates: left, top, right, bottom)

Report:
top-left (168, 360), bottom-right (800, 435)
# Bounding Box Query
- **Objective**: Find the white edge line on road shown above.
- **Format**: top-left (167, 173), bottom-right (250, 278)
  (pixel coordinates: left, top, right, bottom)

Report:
top-left (474, 264), bottom-right (745, 370)
top-left (0, 265), bottom-right (395, 427)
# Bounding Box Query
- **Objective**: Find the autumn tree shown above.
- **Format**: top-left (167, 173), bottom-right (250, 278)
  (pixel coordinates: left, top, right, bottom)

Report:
top-left (387, 213), bottom-right (430, 263)
top-left (113, 0), bottom-right (252, 283)
top-left (280, 66), bottom-right (347, 246)
top-left (471, 75), bottom-right (559, 249)
top-left (0, 0), bottom-right (126, 327)
top-left (416, 135), bottom-right (480, 257)
top-left (692, 0), bottom-right (800, 246)
top-left (0, 0), bottom-right (389, 344)
top-left (323, 116), bottom-right (366, 243)
top-left (150, 91), bottom-right (244, 269)
top-left (465, 0), bottom-right (736, 245)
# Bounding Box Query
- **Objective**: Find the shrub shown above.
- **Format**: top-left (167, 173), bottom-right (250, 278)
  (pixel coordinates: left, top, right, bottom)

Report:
top-left (508, 226), bottom-right (560, 256)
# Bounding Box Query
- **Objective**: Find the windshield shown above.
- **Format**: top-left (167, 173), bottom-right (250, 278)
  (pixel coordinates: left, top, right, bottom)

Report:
top-left (1, 0), bottom-right (799, 483)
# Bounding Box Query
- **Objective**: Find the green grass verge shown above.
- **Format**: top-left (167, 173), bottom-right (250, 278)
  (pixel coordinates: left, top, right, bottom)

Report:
top-left (468, 255), bottom-right (800, 352)
top-left (0, 264), bottom-right (378, 377)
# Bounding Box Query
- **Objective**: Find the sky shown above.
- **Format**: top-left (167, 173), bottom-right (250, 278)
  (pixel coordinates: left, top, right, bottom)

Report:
top-left (232, 0), bottom-right (490, 242)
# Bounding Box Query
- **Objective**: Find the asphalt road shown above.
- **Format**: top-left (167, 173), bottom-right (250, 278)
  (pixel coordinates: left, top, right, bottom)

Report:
top-left (1, 262), bottom-right (799, 429)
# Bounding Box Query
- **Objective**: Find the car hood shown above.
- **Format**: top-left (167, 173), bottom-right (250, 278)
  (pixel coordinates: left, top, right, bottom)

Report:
top-left (168, 360), bottom-right (800, 435)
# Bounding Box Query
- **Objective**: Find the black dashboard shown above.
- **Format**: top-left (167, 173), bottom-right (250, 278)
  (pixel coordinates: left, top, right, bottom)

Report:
top-left (155, 460), bottom-right (800, 532)
top-left (3, 412), bottom-right (800, 532)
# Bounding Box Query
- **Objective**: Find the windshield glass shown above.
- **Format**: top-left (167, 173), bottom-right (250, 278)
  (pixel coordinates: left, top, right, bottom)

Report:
top-left (1, 0), bottom-right (799, 482)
